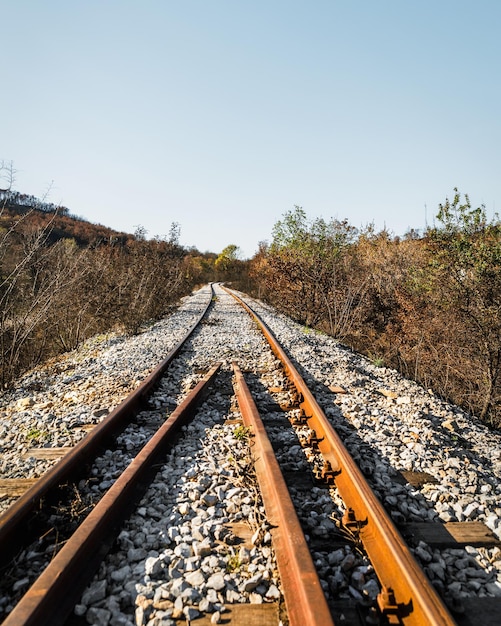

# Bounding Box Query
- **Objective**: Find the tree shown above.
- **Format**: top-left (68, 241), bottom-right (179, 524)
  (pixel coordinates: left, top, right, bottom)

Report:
top-left (215, 244), bottom-right (240, 272)
top-left (263, 206), bottom-right (365, 337)
top-left (428, 189), bottom-right (501, 422)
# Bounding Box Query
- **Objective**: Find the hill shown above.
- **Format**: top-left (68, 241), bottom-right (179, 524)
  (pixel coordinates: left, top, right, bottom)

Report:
top-left (0, 189), bottom-right (131, 247)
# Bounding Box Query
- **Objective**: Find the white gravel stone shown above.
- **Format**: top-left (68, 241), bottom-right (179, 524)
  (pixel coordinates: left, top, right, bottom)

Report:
top-left (87, 606), bottom-right (112, 624)
top-left (206, 573), bottom-right (225, 591)
top-left (82, 579), bottom-right (108, 605)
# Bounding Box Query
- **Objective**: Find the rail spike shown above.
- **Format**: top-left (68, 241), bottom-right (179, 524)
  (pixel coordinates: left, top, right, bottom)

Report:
top-left (342, 507), bottom-right (368, 531)
top-left (320, 460), bottom-right (339, 484)
top-left (307, 429), bottom-right (324, 448)
top-left (313, 460), bottom-right (340, 485)
top-left (377, 585), bottom-right (414, 625)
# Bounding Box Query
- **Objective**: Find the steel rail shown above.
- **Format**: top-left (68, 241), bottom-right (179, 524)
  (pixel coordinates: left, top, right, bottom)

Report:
top-left (232, 362), bottom-right (335, 626)
top-left (2, 362), bottom-right (222, 626)
top-left (224, 287), bottom-right (456, 626)
top-left (0, 286), bottom-right (214, 568)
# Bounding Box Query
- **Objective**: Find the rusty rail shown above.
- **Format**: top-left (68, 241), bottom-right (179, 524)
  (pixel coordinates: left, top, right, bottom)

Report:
top-left (2, 362), bottom-right (222, 626)
top-left (0, 286), bottom-right (213, 568)
top-left (232, 362), bottom-right (335, 626)
top-left (225, 287), bottom-right (456, 626)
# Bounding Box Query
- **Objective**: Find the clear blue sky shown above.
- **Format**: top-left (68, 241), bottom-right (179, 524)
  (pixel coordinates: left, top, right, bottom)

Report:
top-left (2, 1), bottom-right (500, 258)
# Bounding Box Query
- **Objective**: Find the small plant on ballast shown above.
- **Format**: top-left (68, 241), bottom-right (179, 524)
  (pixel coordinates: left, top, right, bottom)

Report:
top-left (233, 424), bottom-right (251, 441)
top-left (369, 353), bottom-right (385, 368)
top-left (26, 427), bottom-right (49, 443)
top-left (226, 552), bottom-right (243, 573)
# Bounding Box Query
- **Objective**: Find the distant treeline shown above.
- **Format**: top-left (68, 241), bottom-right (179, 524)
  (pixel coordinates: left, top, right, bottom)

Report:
top-left (0, 188), bottom-right (71, 217)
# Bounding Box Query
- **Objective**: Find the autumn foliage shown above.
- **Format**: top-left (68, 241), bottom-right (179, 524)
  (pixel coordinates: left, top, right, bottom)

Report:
top-left (249, 197), bottom-right (501, 428)
top-left (0, 186), bottom-right (196, 387)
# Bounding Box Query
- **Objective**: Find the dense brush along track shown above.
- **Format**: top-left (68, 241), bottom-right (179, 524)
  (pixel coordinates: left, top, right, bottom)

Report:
top-left (1, 284), bottom-right (501, 626)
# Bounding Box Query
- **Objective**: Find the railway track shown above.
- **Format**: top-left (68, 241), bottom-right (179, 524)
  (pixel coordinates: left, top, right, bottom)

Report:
top-left (0, 286), bottom-right (213, 567)
top-left (1, 284), bottom-right (500, 625)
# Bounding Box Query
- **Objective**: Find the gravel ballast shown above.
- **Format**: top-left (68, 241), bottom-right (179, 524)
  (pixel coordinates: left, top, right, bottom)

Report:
top-left (1, 284), bottom-right (501, 624)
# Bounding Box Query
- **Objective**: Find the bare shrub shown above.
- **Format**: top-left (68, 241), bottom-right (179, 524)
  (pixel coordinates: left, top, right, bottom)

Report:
top-left (0, 170), bottom-right (192, 387)
top-left (253, 197), bottom-right (501, 428)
